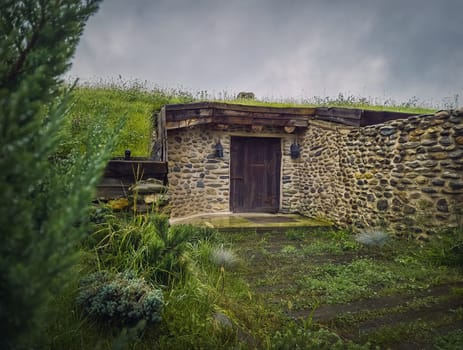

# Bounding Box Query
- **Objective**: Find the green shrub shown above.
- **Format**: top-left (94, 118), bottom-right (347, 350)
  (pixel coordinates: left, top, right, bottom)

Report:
top-left (77, 270), bottom-right (163, 326)
top-left (0, 1), bottom-right (118, 348)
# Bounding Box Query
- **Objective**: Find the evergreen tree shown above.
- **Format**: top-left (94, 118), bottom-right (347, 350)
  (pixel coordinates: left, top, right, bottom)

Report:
top-left (0, 1), bottom-right (119, 348)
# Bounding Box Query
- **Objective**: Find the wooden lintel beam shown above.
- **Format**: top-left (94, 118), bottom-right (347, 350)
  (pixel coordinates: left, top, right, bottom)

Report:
top-left (166, 117), bottom-right (213, 129)
top-left (165, 101), bottom-right (316, 116)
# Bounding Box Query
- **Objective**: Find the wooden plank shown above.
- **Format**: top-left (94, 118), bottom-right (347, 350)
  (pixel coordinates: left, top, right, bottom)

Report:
top-left (315, 115), bottom-right (361, 127)
top-left (96, 186), bottom-right (130, 199)
top-left (169, 109), bottom-right (201, 121)
top-left (214, 103), bottom-right (315, 115)
top-left (315, 107), bottom-right (363, 120)
top-left (165, 101), bottom-right (316, 116)
top-left (160, 107), bottom-right (168, 161)
top-left (103, 160), bottom-right (168, 179)
top-left (166, 117), bottom-right (213, 130)
top-left (213, 111), bottom-right (308, 124)
top-left (164, 101), bottom-right (214, 111)
top-left (361, 110), bottom-right (418, 126)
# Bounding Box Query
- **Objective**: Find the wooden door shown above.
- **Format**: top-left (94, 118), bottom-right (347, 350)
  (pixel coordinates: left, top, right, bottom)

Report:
top-left (230, 137), bottom-right (281, 212)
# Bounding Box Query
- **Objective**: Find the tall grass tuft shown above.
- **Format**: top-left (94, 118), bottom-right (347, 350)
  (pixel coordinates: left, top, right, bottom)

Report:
top-left (355, 229), bottom-right (389, 247)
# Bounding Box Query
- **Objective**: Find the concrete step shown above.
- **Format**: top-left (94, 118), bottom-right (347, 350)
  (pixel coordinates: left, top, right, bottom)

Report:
top-left (170, 213), bottom-right (333, 233)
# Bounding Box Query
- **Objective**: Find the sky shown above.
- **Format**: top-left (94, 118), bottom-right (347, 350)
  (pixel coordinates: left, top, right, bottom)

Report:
top-left (69, 0), bottom-right (463, 107)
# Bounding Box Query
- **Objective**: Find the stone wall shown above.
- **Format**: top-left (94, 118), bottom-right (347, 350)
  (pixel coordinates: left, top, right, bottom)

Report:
top-left (167, 127), bottom-right (230, 218)
top-left (297, 120), bottom-right (348, 222)
top-left (298, 109), bottom-right (463, 234)
top-left (281, 136), bottom-right (303, 213)
top-left (166, 109), bottom-right (462, 234)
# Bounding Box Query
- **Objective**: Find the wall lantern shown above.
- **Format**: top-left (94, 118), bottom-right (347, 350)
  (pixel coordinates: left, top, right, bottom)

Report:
top-left (124, 149), bottom-right (131, 160)
top-left (215, 140), bottom-right (224, 158)
top-left (290, 142), bottom-right (300, 159)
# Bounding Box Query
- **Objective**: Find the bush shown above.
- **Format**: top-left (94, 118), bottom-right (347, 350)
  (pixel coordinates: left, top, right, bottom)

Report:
top-left (77, 271), bottom-right (163, 326)
top-left (0, 1), bottom-right (116, 348)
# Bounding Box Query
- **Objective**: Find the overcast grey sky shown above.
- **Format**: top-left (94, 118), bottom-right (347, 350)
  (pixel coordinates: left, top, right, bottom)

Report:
top-left (69, 0), bottom-right (463, 107)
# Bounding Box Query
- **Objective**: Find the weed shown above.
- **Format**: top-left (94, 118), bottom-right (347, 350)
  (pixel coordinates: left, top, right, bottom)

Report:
top-left (270, 321), bottom-right (369, 349)
top-left (355, 229), bottom-right (389, 247)
top-left (415, 227), bottom-right (463, 267)
top-left (434, 329), bottom-right (463, 350)
top-left (331, 229), bottom-right (360, 251)
top-left (299, 259), bottom-right (396, 303)
top-left (210, 245), bottom-right (239, 269)
top-left (285, 228), bottom-right (308, 241)
top-left (281, 245), bottom-right (298, 254)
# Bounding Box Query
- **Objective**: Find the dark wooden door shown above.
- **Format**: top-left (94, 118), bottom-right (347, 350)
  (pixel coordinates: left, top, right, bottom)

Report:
top-left (230, 137), bottom-right (281, 212)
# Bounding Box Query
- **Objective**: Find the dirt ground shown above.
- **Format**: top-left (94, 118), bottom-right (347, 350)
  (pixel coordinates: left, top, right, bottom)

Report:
top-left (228, 229), bottom-right (463, 349)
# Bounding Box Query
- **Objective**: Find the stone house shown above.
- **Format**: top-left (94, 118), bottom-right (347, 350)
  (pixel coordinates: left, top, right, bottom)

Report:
top-left (156, 102), bottom-right (463, 233)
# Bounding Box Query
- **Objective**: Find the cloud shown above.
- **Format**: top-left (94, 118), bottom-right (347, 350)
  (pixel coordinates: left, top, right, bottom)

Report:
top-left (69, 0), bottom-right (463, 106)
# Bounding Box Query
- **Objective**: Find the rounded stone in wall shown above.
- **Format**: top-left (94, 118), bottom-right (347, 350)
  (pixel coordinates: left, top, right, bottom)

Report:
top-left (439, 137), bottom-right (453, 146)
top-left (384, 192), bottom-right (393, 198)
top-left (431, 179), bottom-right (445, 186)
top-left (402, 217), bottom-right (415, 227)
top-left (403, 205), bottom-right (416, 215)
top-left (435, 111), bottom-right (450, 119)
top-left (436, 198), bottom-right (449, 212)
top-left (377, 199), bottom-right (388, 211)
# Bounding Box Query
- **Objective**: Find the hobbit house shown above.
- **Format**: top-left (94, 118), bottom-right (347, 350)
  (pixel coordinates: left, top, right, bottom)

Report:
top-left (154, 103), bottom-right (463, 234)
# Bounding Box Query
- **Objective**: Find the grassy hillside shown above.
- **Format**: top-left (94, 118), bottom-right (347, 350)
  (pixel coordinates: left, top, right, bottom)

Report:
top-left (61, 84), bottom-right (436, 158)
top-left (60, 85), bottom-right (195, 157)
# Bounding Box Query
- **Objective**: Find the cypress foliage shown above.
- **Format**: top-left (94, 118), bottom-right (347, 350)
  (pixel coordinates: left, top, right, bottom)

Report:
top-left (0, 1), bottom-right (120, 348)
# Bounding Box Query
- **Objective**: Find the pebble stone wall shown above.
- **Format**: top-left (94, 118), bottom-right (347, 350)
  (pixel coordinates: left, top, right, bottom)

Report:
top-left (298, 109), bottom-right (463, 234)
top-left (167, 127), bottom-right (230, 218)
top-left (167, 109), bottom-right (462, 234)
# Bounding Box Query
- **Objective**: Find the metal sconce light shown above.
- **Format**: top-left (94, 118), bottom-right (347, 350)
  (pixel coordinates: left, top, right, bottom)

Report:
top-left (290, 141), bottom-right (300, 159)
top-left (124, 149), bottom-right (131, 160)
top-left (215, 140), bottom-right (224, 158)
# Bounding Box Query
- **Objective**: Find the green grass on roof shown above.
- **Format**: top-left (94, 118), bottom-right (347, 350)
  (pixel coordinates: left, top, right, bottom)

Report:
top-left (59, 83), bottom-right (437, 158)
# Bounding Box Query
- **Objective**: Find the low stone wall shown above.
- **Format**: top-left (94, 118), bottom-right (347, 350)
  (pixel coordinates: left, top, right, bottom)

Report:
top-left (298, 109), bottom-right (463, 234)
